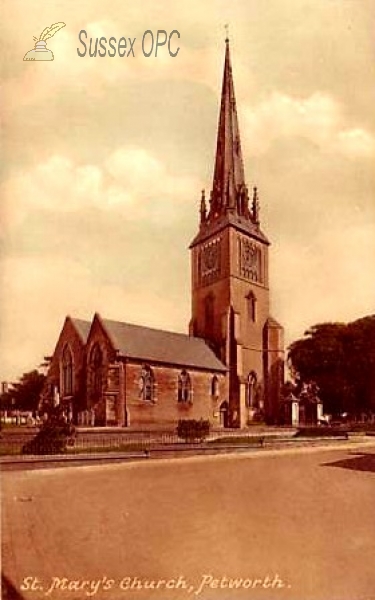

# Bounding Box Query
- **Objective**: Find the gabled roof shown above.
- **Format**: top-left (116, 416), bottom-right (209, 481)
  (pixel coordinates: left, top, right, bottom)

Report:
top-left (100, 317), bottom-right (226, 372)
top-left (70, 318), bottom-right (91, 343)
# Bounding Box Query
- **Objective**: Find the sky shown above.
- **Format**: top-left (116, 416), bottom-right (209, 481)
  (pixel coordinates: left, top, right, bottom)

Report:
top-left (1, 0), bottom-right (374, 382)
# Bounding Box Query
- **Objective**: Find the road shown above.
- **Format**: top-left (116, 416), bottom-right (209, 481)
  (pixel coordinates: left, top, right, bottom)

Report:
top-left (2, 443), bottom-right (375, 600)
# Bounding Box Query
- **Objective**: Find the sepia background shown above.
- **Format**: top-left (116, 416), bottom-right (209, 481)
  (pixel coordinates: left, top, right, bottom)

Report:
top-left (1, 0), bottom-right (374, 381)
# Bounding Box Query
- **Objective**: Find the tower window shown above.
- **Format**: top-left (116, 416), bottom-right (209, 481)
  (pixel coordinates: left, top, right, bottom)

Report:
top-left (139, 365), bottom-right (155, 403)
top-left (246, 291), bottom-right (257, 322)
top-left (178, 370), bottom-right (192, 403)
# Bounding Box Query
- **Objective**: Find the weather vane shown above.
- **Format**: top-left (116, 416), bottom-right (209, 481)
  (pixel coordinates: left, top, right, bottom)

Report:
top-left (225, 23), bottom-right (229, 41)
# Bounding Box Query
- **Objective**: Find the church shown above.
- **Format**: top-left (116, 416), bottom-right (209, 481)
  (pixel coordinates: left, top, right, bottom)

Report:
top-left (41, 39), bottom-right (284, 429)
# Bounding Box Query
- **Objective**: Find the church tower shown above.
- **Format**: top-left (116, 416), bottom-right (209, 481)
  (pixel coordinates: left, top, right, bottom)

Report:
top-left (190, 38), bottom-right (284, 427)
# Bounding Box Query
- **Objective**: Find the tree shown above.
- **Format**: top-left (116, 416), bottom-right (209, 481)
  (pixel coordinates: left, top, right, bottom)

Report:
top-left (0, 390), bottom-right (14, 412)
top-left (288, 316), bottom-right (375, 417)
top-left (0, 370), bottom-right (46, 413)
top-left (22, 405), bottom-right (76, 455)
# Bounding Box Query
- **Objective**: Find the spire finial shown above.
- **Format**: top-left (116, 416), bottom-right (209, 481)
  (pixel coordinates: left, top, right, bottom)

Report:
top-left (200, 189), bottom-right (207, 226)
top-left (252, 186), bottom-right (260, 225)
top-left (225, 24), bottom-right (229, 43)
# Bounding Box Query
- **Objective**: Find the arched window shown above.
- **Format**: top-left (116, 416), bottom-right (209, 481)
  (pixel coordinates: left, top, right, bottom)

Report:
top-left (62, 345), bottom-right (73, 397)
top-left (247, 371), bottom-right (257, 408)
top-left (178, 370), bottom-right (192, 403)
top-left (90, 344), bottom-right (103, 398)
top-left (211, 375), bottom-right (219, 398)
top-left (139, 365), bottom-right (155, 403)
top-left (246, 291), bottom-right (257, 322)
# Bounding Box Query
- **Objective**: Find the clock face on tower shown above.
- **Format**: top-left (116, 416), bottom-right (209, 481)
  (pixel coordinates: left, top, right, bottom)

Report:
top-left (238, 236), bottom-right (262, 283)
top-left (202, 245), bottom-right (219, 271)
top-left (199, 237), bottom-right (221, 285)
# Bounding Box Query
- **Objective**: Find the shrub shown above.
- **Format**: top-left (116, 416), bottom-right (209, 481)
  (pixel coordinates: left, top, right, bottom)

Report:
top-left (177, 419), bottom-right (210, 443)
top-left (22, 407), bottom-right (76, 455)
top-left (295, 426), bottom-right (348, 438)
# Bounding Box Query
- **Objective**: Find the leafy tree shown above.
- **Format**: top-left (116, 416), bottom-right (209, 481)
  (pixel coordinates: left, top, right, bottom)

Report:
top-left (344, 316), bottom-right (375, 412)
top-left (0, 391), bottom-right (14, 412)
top-left (0, 370), bottom-right (46, 413)
top-left (22, 405), bottom-right (76, 455)
top-left (288, 316), bottom-right (375, 416)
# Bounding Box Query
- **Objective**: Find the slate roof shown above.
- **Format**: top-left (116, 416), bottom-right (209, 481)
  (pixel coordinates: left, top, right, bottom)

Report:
top-left (100, 317), bottom-right (227, 372)
top-left (71, 318), bottom-right (91, 343)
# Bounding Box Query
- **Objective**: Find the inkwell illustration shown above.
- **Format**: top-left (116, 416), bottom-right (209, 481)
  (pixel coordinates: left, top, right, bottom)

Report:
top-left (23, 22), bottom-right (66, 61)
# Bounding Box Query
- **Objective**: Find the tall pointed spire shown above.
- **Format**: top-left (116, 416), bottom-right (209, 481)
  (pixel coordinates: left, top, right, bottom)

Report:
top-left (191, 37), bottom-right (269, 249)
top-left (210, 38), bottom-right (248, 219)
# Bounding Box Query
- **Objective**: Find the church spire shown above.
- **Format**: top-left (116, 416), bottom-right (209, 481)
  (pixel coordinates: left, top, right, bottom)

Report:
top-left (210, 38), bottom-right (247, 219)
top-left (191, 38), bottom-right (269, 248)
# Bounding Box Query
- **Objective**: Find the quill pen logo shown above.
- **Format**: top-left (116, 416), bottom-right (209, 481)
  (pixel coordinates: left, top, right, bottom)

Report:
top-left (24, 22), bottom-right (66, 61)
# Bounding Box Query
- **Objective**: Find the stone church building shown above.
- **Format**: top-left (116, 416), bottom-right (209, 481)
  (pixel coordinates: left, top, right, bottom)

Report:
top-left (42, 39), bottom-right (284, 429)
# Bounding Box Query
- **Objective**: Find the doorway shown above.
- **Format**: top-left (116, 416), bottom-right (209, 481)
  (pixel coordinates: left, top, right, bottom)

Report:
top-left (219, 401), bottom-right (229, 428)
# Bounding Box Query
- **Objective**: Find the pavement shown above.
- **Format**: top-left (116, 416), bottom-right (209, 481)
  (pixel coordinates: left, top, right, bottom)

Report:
top-left (2, 440), bottom-right (375, 600)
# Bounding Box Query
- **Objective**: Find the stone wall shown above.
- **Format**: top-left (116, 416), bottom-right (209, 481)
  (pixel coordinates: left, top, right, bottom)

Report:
top-left (124, 361), bottom-right (226, 428)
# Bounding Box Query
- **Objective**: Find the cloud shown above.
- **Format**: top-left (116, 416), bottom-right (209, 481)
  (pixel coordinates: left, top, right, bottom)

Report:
top-left (243, 92), bottom-right (375, 159)
top-left (2, 147), bottom-right (200, 233)
top-left (0, 255), bottom-right (188, 380)
top-left (0, 146), bottom-right (198, 379)
top-left (336, 128), bottom-right (375, 159)
top-left (105, 147), bottom-right (198, 201)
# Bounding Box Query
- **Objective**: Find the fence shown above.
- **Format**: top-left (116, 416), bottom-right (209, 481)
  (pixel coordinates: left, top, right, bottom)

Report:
top-left (0, 427), bottom-right (283, 457)
top-left (0, 424), bottom-right (356, 459)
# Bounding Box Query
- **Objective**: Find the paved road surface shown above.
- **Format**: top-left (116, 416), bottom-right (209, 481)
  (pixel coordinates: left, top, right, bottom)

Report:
top-left (2, 444), bottom-right (375, 600)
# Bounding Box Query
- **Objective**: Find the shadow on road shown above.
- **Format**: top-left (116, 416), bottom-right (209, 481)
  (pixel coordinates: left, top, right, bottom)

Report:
top-left (1, 573), bottom-right (25, 600)
top-left (322, 452), bottom-right (375, 473)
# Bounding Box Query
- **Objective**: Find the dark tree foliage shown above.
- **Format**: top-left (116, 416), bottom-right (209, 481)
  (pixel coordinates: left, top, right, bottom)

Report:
top-left (0, 391), bottom-right (14, 411)
top-left (0, 370), bottom-right (46, 412)
top-left (288, 315), bottom-right (375, 416)
top-left (22, 405), bottom-right (76, 455)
